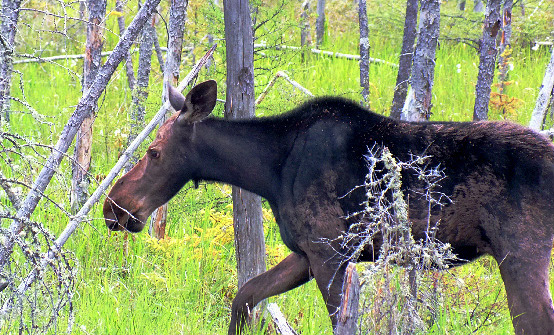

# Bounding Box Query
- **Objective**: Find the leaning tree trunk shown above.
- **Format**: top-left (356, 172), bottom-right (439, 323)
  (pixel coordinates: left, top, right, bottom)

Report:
top-left (0, 0), bottom-right (162, 272)
top-left (473, 0), bottom-right (502, 121)
top-left (390, 0), bottom-right (418, 120)
top-left (315, 0), bottom-right (326, 48)
top-left (358, 0), bottom-right (370, 107)
top-left (124, 18), bottom-right (156, 173)
top-left (529, 47), bottom-right (554, 131)
top-left (404, 0), bottom-right (441, 122)
top-left (0, 0), bottom-right (23, 124)
top-left (115, 0), bottom-right (136, 90)
top-left (498, 0), bottom-right (513, 95)
top-left (223, 0), bottom-right (266, 293)
top-left (71, 0), bottom-right (107, 213)
top-left (149, 0), bottom-right (189, 240)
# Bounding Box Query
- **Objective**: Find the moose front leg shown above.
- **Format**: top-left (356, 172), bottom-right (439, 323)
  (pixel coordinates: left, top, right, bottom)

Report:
top-left (229, 252), bottom-right (311, 335)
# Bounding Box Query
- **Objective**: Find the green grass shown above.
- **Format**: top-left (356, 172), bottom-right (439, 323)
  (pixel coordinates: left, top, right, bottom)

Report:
top-left (2, 0), bottom-right (554, 334)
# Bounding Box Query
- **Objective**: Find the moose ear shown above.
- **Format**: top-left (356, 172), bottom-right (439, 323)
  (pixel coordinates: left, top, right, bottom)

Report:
top-left (168, 84), bottom-right (186, 112)
top-left (176, 80), bottom-right (217, 125)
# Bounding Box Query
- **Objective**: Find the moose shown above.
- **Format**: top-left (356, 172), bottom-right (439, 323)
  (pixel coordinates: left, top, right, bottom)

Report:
top-left (104, 80), bottom-right (554, 334)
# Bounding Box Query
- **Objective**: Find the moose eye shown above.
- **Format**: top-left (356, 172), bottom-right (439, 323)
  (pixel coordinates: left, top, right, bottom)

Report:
top-left (149, 149), bottom-right (160, 159)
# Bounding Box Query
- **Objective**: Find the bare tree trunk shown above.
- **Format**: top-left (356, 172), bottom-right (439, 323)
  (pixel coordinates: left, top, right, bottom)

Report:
top-left (152, 29), bottom-right (165, 73)
top-left (300, 0), bottom-right (311, 61)
top-left (115, 0), bottom-right (136, 90)
top-left (224, 0), bottom-right (266, 295)
top-left (0, 0), bottom-right (162, 271)
top-left (124, 18), bottom-right (156, 173)
top-left (149, 0), bottom-right (188, 240)
top-left (405, 0), bottom-right (441, 122)
top-left (71, 0), bottom-right (107, 213)
top-left (474, 0), bottom-right (485, 12)
top-left (316, 0), bottom-right (326, 48)
top-left (473, 0), bottom-right (502, 121)
top-left (529, 47), bottom-right (554, 131)
top-left (0, 0), bottom-right (23, 124)
top-left (358, 0), bottom-right (370, 107)
top-left (498, 0), bottom-right (513, 94)
top-left (390, 0), bottom-right (418, 120)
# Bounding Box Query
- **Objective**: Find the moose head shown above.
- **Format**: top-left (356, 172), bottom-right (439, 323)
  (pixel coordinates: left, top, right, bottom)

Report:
top-left (103, 80), bottom-right (218, 232)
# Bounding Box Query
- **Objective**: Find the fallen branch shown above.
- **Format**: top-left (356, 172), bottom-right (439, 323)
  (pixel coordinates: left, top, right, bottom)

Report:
top-left (267, 303), bottom-right (298, 335)
top-left (0, 44), bottom-right (217, 318)
top-left (255, 71), bottom-right (313, 105)
top-left (13, 46), bottom-right (195, 65)
top-left (255, 43), bottom-right (398, 67)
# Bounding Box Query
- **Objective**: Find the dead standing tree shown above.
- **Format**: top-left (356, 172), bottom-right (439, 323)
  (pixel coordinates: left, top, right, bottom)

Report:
top-left (0, 0), bottom-right (163, 272)
top-left (124, 14), bottom-right (157, 173)
top-left (0, 0), bottom-right (23, 124)
top-left (115, 0), bottom-right (137, 90)
top-left (71, 0), bottom-right (107, 213)
top-left (149, 0), bottom-right (189, 240)
top-left (403, 0), bottom-right (441, 121)
top-left (529, 46), bottom-right (554, 131)
top-left (358, 0), bottom-right (370, 107)
top-left (315, 0), bottom-right (325, 48)
top-left (223, 0), bottom-right (266, 312)
top-left (390, 0), bottom-right (418, 120)
top-left (498, 0), bottom-right (513, 94)
top-left (473, 0), bottom-right (502, 121)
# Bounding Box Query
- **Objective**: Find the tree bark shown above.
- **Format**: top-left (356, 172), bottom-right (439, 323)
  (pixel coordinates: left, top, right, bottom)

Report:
top-left (0, 0), bottom-right (162, 271)
top-left (390, 0), bottom-right (418, 120)
top-left (0, 0), bottom-right (23, 124)
top-left (529, 47), bottom-right (554, 131)
top-left (115, 0), bottom-right (136, 90)
top-left (71, 0), bottom-right (107, 213)
top-left (223, 0), bottom-right (266, 291)
top-left (405, 0), bottom-right (441, 122)
top-left (498, 0), bottom-right (513, 94)
top-left (124, 19), bottom-right (156, 173)
top-left (358, 0), bottom-right (370, 107)
top-left (473, 0), bottom-right (502, 121)
top-left (150, 0), bottom-right (189, 240)
top-left (315, 0), bottom-right (326, 48)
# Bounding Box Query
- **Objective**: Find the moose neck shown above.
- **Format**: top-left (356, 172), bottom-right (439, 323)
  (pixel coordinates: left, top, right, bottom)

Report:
top-left (192, 118), bottom-right (284, 204)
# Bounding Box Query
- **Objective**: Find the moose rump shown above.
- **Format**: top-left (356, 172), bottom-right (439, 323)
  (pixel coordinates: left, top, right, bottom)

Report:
top-left (104, 80), bottom-right (554, 335)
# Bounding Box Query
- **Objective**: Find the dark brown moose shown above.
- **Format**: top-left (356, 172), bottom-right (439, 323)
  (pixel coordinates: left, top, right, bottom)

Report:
top-left (104, 80), bottom-right (554, 335)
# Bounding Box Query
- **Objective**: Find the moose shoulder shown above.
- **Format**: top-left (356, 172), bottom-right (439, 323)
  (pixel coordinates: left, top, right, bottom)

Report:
top-left (104, 80), bottom-right (554, 335)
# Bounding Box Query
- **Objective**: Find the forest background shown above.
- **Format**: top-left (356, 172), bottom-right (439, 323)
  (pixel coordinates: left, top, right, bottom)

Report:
top-left (0, 0), bottom-right (553, 334)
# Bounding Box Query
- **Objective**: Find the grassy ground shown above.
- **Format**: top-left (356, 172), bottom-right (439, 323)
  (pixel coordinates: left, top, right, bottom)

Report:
top-left (2, 0), bottom-right (554, 334)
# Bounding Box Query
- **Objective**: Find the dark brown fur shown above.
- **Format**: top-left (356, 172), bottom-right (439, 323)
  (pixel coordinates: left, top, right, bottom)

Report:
top-left (104, 81), bottom-right (554, 334)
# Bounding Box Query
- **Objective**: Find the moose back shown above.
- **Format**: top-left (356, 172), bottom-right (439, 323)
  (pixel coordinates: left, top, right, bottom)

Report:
top-left (104, 80), bottom-right (554, 335)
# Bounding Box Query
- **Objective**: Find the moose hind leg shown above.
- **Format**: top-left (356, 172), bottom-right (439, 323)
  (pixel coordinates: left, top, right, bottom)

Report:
top-left (495, 241), bottom-right (554, 335)
top-left (228, 252), bottom-right (311, 335)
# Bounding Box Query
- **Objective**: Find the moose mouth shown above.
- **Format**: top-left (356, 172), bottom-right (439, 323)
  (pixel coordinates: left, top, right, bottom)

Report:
top-left (103, 199), bottom-right (149, 233)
